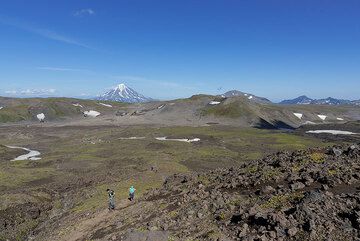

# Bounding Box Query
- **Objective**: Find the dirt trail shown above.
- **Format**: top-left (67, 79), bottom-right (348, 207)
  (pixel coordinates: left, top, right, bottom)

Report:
top-left (57, 199), bottom-right (132, 241)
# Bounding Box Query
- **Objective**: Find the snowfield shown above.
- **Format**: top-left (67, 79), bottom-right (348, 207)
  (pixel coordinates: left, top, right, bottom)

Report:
top-left (155, 137), bottom-right (201, 143)
top-left (84, 110), bottom-right (100, 117)
top-left (337, 117), bottom-right (344, 121)
top-left (209, 101), bottom-right (221, 105)
top-left (317, 114), bottom-right (327, 120)
top-left (306, 130), bottom-right (357, 135)
top-left (6, 145), bottom-right (42, 161)
top-left (0, 106), bottom-right (3, 110)
top-left (99, 103), bottom-right (113, 108)
top-left (293, 113), bottom-right (303, 119)
top-left (72, 103), bottom-right (83, 108)
top-left (248, 95), bottom-right (253, 99)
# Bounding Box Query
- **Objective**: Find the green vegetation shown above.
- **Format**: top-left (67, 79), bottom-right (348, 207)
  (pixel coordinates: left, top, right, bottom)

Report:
top-left (0, 166), bottom-right (54, 189)
top-left (261, 192), bottom-right (304, 210)
top-left (0, 105), bottom-right (30, 122)
top-left (0, 125), bottom-right (327, 192)
top-left (202, 101), bottom-right (254, 118)
top-left (0, 123), bottom-right (332, 238)
top-left (0, 97), bottom-right (128, 123)
top-left (310, 152), bottom-right (326, 163)
top-left (72, 172), bottom-right (163, 212)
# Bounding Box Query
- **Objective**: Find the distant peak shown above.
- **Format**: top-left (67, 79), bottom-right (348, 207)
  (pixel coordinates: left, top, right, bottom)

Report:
top-left (97, 83), bottom-right (152, 103)
top-left (298, 95), bottom-right (310, 98)
top-left (115, 83), bottom-right (127, 91)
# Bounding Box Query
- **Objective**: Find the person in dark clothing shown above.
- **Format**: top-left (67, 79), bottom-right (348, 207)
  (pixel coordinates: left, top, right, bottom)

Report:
top-left (107, 189), bottom-right (115, 210)
top-left (129, 186), bottom-right (136, 201)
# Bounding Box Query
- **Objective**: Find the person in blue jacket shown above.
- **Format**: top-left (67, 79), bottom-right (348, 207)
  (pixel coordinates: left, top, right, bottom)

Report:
top-left (129, 186), bottom-right (136, 201)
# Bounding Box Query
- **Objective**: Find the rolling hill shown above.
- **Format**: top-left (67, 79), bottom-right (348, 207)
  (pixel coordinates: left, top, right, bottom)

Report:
top-left (0, 95), bottom-right (359, 129)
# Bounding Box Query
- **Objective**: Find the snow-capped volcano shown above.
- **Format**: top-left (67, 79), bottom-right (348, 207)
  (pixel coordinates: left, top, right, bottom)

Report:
top-left (97, 84), bottom-right (152, 103)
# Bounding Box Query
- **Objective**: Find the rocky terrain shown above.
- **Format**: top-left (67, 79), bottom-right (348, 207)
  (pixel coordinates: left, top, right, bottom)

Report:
top-left (1, 93), bottom-right (360, 241)
top-left (26, 143), bottom-right (360, 241)
top-left (1, 94), bottom-right (359, 129)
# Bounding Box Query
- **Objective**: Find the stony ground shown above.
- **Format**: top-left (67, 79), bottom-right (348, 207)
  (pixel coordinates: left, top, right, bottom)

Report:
top-left (0, 123), bottom-right (330, 241)
top-left (24, 143), bottom-right (360, 241)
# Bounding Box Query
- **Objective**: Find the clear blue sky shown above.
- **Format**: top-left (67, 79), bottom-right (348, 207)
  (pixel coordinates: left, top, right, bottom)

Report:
top-left (0, 0), bottom-right (359, 101)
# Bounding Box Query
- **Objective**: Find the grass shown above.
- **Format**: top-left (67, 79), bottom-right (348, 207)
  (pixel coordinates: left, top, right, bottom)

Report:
top-left (201, 101), bottom-right (254, 118)
top-left (0, 166), bottom-right (54, 189)
top-left (72, 171), bottom-right (163, 212)
top-left (0, 125), bottom-right (332, 220)
top-left (0, 124), bottom-right (335, 240)
top-left (0, 125), bottom-right (327, 191)
top-left (0, 97), bottom-right (129, 123)
top-left (0, 105), bottom-right (30, 122)
top-left (310, 152), bottom-right (326, 163)
top-left (261, 192), bottom-right (304, 210)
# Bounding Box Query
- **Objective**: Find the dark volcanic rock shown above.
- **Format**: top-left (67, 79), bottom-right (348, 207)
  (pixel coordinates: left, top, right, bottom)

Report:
top-left (31, 143), bottom-right (360, 241)
top-left (130, 143), bottom-right (360, 241)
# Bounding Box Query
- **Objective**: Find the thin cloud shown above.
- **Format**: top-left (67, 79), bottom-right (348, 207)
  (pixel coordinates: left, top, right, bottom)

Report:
top-left (74, 8), bottom-right (95, 17)
top-left (5, 90), bottom-right (18, 94)
top-left (0, 16), bottom-right (92, 49)
top-left (5, 88), bottom-right (56, 96)
top-left (36, 67), bottom-right (90, 72)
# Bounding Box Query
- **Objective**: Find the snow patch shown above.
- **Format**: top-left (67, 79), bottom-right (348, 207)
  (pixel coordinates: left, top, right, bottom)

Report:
top-left (117, 83), bottom-right (126, 92)
top-left (248, 95), bottom-right (253, 100)
top-left (36, 113), bottom-right (45, 122)
top-left (157, 104), bottom-right (166, 109)
top-left (5, 145), bottom-right (41, 161)
top-left (84, 110), bottom-right (100, 117)
top-left (99, 103), bottom-right (113, 108)
top-left (0, 106), bottom-right (3, 110)
top-left (317, 114), bottom-right (327, 120)
top-left (304, 121), bottom-right (316, 125)
top-left (244, 94), bottom-right (248, 96)
top-left (155, 137), bottom-right (201, 143)
top-left (209, 101), bottom-right (221, 105)
top-left (306, 130), bottom-right (357, 135)
top-left (293, 113), bottom-right (303, 119)
top-left (72, 103), bottom-right (83, 108)
top-left (336, 117), bottom-right (344, 121)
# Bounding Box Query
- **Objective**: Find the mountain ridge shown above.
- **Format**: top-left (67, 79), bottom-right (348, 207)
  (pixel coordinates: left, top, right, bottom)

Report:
top-left (222, 90), bottom-right (272, 103)
top-left (280, 95), bottom-right (360, 106)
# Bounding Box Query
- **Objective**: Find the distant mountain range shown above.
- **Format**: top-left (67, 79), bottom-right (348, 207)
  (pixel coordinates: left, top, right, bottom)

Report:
top-left (96, 84), bottom-right (152, 103)
top-left (280, 95), bottom-right (360, 106)
top-left (220, 91), bottom-right (360, 106)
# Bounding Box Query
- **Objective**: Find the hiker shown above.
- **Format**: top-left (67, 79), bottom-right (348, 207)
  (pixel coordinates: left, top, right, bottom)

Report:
top-left (107, 189), bottom-right (115, 210)
top-left (129, 186), bottom-right (136, 201)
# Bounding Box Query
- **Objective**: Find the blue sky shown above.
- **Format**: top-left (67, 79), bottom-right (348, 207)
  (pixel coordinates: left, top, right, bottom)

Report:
top-left (0, 0), bottom-right (359, 101)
